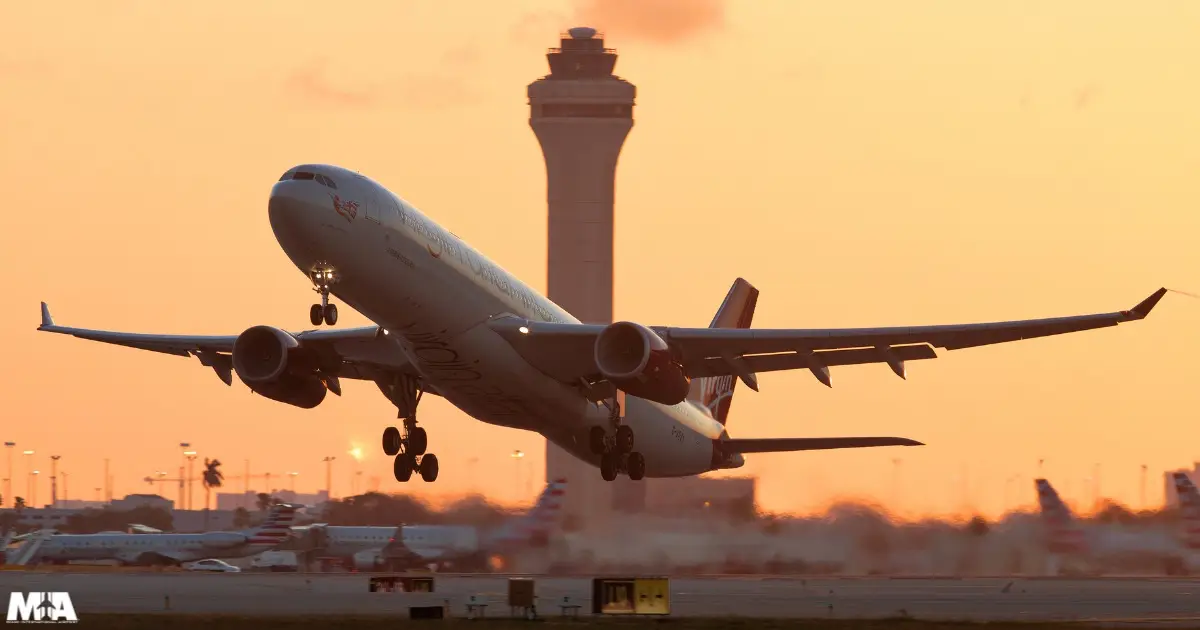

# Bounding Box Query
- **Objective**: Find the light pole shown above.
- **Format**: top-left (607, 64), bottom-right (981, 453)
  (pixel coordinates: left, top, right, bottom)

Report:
top-left (50, 455), bottom-right (61, 509)
top-left (289, 471), bottom-right (299, 494)
top-left (31, 470), bottom-right (39, 508)
top-left (61, 471), bottom-right (69, 504)
top-left (1141, 464), bottom-right (1148, 510)
top-left (511, 450), bottom-right (525, 502)
top-left (22, 450), bottom-right (34, 505)
top-left (323, 456), bottom-right (335, 500)
top-left (185, 451), bottom-right (197, 510)
top-left (3, 442), bottom-right (14, 507)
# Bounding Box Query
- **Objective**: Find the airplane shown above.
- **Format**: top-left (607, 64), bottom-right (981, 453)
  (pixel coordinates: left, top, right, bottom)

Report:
top-left (1033, 478), bottom-right (1199, 575)
top-left (36, 163), bottom-right (1167, 486)
top-left (303, 479), bottom-right (566, 571)
top-left (15, 503), bottom-right (299, 567)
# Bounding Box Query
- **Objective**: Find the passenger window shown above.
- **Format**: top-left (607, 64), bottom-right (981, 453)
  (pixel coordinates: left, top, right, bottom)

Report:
top-left (294, 171), bottom-right (315, 181)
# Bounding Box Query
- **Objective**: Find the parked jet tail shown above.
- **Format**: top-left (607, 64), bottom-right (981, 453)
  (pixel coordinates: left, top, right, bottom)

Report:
top-left (245, 503), bottom-right (301, 546)
top-left (486, 479), bottom-right (566, 550)
top-left (1171, 472), bottom-right (1200, 550)
top-left (1034, 478), bottom-right (1087, 554)
top-left (690, 278), bottom-right (759, 426)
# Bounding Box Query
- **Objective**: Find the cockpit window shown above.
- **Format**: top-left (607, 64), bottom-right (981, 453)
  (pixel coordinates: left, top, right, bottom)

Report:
top-left (293, 171), bottom-right (316, 180)
top-left (278, 172), bottom-right (292, 181)
top-left (315, 174), bottom-right (338, 189)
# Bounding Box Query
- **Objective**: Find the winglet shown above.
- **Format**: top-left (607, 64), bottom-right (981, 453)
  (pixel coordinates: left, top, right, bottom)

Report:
top-left (39, 302), bottom-right (54, 329)
top-left (1126, 287), bottom-right (1167, 320)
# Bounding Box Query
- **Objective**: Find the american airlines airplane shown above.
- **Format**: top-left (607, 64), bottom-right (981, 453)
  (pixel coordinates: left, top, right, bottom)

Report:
top-left (36, 164), bottom-right (1167, 485)
top-left (18, 503), bottom-right (298, 567)
top-left (309, 479), bottom-right (566, 571)
top-left (1033, 478), bottom-right (1200, 575)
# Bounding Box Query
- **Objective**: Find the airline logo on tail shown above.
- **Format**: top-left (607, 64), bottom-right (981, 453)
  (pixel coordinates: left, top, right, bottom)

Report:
top-left (700, 278), bottom-right (759, 425)
top-left (491, 479), bottom-right (566, 549)
top-left (1171, 472), bottom-right (1200, 549)
top-left (246, 503), bottom-right (300, 546)
top-left (1034, 478), bottom-right (1087, 553)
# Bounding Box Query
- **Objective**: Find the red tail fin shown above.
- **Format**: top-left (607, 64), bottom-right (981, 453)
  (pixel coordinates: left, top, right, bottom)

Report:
top-left (695, 278), bottom-right (758, 426)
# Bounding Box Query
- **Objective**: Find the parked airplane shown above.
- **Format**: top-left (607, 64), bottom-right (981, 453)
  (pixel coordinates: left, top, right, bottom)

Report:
top-left (15, 503), bottom-right (298, 567)
top-left (37, 164), bottom-right (1166, 485)
top-left (304, 479), bottom-right (566, 571)
top-left (1033, 478), bottom-right (1199, 575)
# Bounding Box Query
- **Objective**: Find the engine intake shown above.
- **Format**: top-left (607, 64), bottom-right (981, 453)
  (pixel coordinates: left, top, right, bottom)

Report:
top-left (594, 321), bottom-right (690, 406)
top-left (232, 325), bottom-right (327, 409)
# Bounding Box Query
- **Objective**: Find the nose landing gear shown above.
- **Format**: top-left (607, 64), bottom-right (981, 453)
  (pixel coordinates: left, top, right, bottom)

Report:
top-left (590, 392), bottom-right (646, 482)
top-left (309, 265), bottom-right (339, 326)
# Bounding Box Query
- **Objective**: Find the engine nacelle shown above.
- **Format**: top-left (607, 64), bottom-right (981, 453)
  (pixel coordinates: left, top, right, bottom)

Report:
top-left (232, 325), bottom-right (327, 409)
top-left (594, 321), bottom-right (690, 406)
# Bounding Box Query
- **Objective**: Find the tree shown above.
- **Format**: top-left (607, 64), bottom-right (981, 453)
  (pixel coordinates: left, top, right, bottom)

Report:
top-left (232, 507), bottom-right (251, 528)
top-left (14, 497), bottom-right (25, 512)
top-left (202, 458), bottom-right (224, 530)
top-left (256, 492), bottom-right (275, 512)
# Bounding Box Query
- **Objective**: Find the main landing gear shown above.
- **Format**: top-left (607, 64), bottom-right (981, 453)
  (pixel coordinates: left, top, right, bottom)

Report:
top-left (381, 375), bottom-right (438, 483)
top-left (589, 394), bottom-right (646, 482)
top-left (309, 265), bottom-right (339, 326)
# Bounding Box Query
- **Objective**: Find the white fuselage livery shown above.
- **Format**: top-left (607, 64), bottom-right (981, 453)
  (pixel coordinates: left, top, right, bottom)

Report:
top-left (269, 165), bottom-right (726, 477)
top-left (31, 531), bottom-right (279, 565)
top-left (319, 525), bottom-right (479, 563)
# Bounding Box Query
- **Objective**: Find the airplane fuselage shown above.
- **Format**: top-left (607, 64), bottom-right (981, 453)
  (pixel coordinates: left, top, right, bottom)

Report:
top-left (33, 532), bottom-right (272, 565)
top-left (269, 165), bottom-right (736, 478)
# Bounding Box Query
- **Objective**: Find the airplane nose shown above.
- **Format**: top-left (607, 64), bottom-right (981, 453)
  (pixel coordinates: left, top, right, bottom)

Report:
top-left (268, 181), bottom-right (325, 251)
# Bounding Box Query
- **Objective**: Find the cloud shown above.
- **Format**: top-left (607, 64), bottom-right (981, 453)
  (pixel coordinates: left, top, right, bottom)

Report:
top-left (569, 0), bottom-right (726, 45)
top-left (285, 61), bottom-right (379, 108)
top-left (1074, 83), bottom-right (1102, 111)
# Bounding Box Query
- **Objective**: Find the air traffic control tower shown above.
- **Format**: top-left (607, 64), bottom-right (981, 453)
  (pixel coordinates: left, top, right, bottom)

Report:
top-left (528, 27), bottom-right (639, 525)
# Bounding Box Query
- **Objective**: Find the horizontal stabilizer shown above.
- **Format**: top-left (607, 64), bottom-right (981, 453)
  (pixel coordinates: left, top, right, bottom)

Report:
top-left (721, 436), bottom-right (922, 454)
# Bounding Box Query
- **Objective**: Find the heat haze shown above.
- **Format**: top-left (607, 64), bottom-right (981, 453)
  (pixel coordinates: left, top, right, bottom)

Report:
top-left (1, 1), bottom-right (1198, 518)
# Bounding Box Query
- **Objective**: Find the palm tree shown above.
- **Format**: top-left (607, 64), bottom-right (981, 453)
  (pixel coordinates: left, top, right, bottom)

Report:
top-left (255, 492), bottom-right (276, 512)
top-left (202, 459), bottom-right (223, 530)
top-left (14, 497), bottom-right (25, 512)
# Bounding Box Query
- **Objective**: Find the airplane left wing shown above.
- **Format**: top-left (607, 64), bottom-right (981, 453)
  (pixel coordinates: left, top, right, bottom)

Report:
top-left (719, 437), bottom-right (923, 453)
top-left (37, 302), bottom-right (423, 387)
top-left (489, 287), bottom-right (1167, 390)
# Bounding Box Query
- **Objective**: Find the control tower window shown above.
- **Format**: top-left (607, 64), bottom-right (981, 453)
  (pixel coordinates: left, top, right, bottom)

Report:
top-left (293, 171), bottom-right (316, 181)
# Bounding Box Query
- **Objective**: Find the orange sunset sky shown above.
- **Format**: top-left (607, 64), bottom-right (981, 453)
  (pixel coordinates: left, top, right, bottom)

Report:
top-left (2, 1), bottom-right (1198, 519)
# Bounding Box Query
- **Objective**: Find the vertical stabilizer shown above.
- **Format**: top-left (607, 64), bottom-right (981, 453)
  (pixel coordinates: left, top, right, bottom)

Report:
top-left (1034, 478), bottom-right (1086, 553)
top-left (487, 479), bottom-right (567, 550)
top-left (1172, 472), bottom-right (1200, 550)
top-left (245, 503), bottom-right (300, 547)
top-left (691, 278), bottom-right (758, 426)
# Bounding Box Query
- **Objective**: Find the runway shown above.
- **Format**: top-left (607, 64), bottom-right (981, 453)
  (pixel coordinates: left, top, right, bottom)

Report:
top-left (4, 572), bottom-right (1200, 623)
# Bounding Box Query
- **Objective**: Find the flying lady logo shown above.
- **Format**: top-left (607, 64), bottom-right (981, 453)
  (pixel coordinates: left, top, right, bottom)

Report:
top-left (703, 375), bottom-right (734, 416)
top-left (330, 194), bottom-right (359, 223)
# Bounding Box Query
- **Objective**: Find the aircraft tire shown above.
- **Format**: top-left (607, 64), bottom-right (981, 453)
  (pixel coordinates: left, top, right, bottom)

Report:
top-left (323, 303), bottom-right (338, 326)
top-left (616, 425), bottom-right (634, 453)
top-left (409, 427), bottom-right (428, 456)
top-left (419, 453), bottom-right (439, 482)
top-left (627, 452), bottom-right (646, 481)
top-left (394, 453), bottom-right (414, 482)
top-left (600, 454), bottom-right (618, 481)
top-left (382, 426), bottom-right (402, 456)
top-left (309, 304), bottom-right (323, 326)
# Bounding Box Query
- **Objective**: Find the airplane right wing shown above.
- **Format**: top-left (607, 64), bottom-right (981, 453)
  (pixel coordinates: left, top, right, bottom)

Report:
top-left (719, 437), bottom-right (922, 453)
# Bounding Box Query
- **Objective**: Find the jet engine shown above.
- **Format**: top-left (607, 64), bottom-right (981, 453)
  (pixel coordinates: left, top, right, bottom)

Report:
top-left (232, 325), bottom-right (327, 409)
top-left (200, 532), bottom-right (248, 548)
top-left (594, 321), bottom-right (690, 405)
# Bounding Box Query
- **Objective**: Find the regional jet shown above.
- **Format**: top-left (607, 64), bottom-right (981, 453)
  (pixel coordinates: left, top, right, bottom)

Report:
top-left (37, 164), bottom-right (1166, 486)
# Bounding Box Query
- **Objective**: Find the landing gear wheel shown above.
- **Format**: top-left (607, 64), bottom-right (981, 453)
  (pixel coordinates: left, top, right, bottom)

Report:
top-left (589, 426), bottom-right (607, 455)
top-left (309, 304), bottom-right (323, 326)
top-left (627, 452), bottom-right (646, 481)
top-left (382, 427), bottom-right (402, 457)
top-left (615, 425), bottom-right (635, 454)
top-left (409, 427), bottom-right (428, 456)
top-left (323, 303), bottom-right (338, 326)
top-left (419, 453), bottom-right (439, 482)
top-left (600, 454), bottom-right (619, 482)
top-left (393, 454), bottom-right (414, 482)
